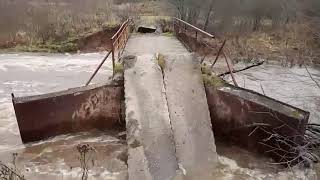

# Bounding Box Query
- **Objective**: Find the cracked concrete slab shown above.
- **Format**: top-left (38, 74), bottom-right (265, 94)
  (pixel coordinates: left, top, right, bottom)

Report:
top-left (124, 54), bottom-right (178, 180)
top-left (163, 53), bottom-right (218, 180)
top-left (128, 146), bottom-right (153, 180)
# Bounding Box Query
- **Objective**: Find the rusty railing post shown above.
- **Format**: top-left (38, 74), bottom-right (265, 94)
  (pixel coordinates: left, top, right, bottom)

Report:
top-left (112, 41), bottom-right (115, 77)
top-left (211, 39), bottom-right (226, 68)
top-left (118, 35), bottom-right (121, 59)
top-left (222, 51), bottom-right (238, 87)
top-left (87, 18), bottom-right (132, 80)
top-left (117, 34), bottom-right (119, 59)
top-left (174, 19), bottom-right (177, 35)
top-left (86, 50), bottom-right (112, 86)
top-left (185, 22), bottom-right (187, 32)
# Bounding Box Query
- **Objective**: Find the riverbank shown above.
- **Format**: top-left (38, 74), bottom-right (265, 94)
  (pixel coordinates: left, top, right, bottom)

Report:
top-left (225, 24), bottom-right (320, 66)
top-left (1, 25), bottom-right (120, 53)
top-left (0, 0), bottom-right (173, 54)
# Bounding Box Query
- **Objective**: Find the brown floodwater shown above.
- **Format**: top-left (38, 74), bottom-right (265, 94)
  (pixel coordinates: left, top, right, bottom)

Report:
top-left (0, 53), bottom-right (319, 179)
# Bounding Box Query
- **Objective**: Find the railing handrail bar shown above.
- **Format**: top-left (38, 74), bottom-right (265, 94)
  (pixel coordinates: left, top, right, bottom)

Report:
top-left (85, 50), bottom-right (112, 86)
top-left (173, 17), bottom-right (215, 38)
top-left (111, 19), bottom-right (130, 40)
top-left (112, 25), bottom-right (129, 45)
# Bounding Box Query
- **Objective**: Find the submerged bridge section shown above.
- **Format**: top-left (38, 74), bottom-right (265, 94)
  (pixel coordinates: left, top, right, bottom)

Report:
top-left (123, 34), bottom-right (218, 180)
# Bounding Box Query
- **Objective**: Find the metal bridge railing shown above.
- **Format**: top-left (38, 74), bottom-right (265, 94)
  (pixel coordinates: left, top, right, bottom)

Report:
top-left (86, 17), bottom-right (237, 86)
top-left (111, 19), bottom-right (133, 69)
top-left (173, 17), bottom-right (215, 40)
top-left (86, 18), bottom-right (133, 86)
top-left (173, 17), bottom-right (238, 86)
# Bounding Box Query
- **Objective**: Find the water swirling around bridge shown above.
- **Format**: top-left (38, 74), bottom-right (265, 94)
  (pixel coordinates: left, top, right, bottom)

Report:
top-left (0, 53), bottom-right (319, 179)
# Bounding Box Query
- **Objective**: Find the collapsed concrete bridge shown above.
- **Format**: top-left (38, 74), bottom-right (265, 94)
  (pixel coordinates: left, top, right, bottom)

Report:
top-left (11, 18), bottom-right (310, 180)
top-left (123, 34), bottom-right (218, 179)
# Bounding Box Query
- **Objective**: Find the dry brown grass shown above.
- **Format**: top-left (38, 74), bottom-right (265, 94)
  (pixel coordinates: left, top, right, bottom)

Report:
top-left (225, 23), bottom-right (320, 66)
top-left (0, 0), bottom-right (172, 52)
top-left (0, 0), bottom-right (119, 47)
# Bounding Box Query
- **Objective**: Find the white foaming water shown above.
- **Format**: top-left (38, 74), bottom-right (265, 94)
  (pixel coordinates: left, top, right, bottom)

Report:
top-left (226, 63), bottom-right (320, 124)
top-left (0, 52), bottom-right (114, 151)
top-left (0, 52), bottom-right (127, 179)
top-left (216, 156), bottom-right (317, 180)
top-left (0, 52), bottom-right (112, 73)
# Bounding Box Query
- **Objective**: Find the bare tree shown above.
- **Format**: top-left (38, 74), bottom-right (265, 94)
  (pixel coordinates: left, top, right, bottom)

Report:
top-left (203, 0), bottom-right (214, 31)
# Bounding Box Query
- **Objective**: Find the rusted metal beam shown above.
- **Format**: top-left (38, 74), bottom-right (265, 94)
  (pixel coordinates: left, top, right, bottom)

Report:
top-left (12, 82), bottom-right (124, 143)
top-left (111, 19), bottom-right (129, 41)
top-left (205, 83), bottom-right (309, 163)
top-left (86, 50), bottom-right (112, 86)
top-left (173, 18), bottom-right (237, 87)
top-left (111, 18), bottom-right (133, 75)
top-left (222, 51), bottom-right (238, 87)
top-left (112, 46), bottom-right (115, 76)
top-left (211, 39), bottom-right (226, 68)
top-left (173, 18), bottom-right (215, 39)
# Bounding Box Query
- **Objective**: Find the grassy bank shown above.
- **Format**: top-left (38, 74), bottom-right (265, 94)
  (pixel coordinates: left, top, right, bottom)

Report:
top-left (177, 21), bottom-right (320, 66)
top-left (1, 0), bottom-right (319, 64)
top-left (0, 0), bottom-right (173, 53)
top-left (2, 25), bottom-right (120, 53)
top-left (0, 0), bottom-right (118, 52)
top-left (224, 23), bottom-right (320, 66)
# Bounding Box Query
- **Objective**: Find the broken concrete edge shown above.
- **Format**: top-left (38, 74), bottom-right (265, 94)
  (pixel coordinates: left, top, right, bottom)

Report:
top-left (122, 55), bottom-right (137, 70)
top-left (205, 82), bottom-right (310, 164)
top-left (12, 80), bottom-right (125, 143)
top-left (137, 26), bottom-right (157, 33)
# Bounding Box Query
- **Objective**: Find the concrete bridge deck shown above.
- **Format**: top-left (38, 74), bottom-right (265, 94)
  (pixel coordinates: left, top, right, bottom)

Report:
top-left (123, 34), bottom-right (189, 56)
top-left (123, 34), bottom-right (218, 180)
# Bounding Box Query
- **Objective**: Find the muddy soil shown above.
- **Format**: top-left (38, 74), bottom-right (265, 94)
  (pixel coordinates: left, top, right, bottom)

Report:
top-left (0, 25), bottom-right (120, 53)
top-left (75, 26), bottom-right (120, 52)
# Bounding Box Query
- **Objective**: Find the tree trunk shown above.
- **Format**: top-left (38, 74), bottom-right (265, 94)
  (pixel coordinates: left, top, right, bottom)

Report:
top-left (203, 0), bottom-right (214, 31)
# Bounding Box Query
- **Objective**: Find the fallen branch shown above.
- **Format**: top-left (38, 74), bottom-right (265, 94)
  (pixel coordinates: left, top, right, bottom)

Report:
top-left (0, 163), bottom-right (25, 180)
top-left (254, 121), bottom-right (320, 167)
top-left (218, 60), bottom-right (264, 77)
top-left (304, 64), bottom-right (320, 89)
top-left (222, 51), bottom-right (238, 86)
top-left (0, 153), bottom-right (25, 180)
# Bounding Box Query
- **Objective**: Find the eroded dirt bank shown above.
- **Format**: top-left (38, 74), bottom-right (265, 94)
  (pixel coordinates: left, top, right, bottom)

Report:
top-left (0, 25), bottom-right (120, 53)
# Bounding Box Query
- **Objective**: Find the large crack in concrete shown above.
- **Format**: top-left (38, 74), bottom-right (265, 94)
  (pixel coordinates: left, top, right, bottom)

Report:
top-left (124, 54), bottom-right (178, 180)
top-left (156, 53), bottom-right (183, 179)
top-left (162, 53), bottom-right (218, 180)
top-left (123, 34), bottom-right (219, 180)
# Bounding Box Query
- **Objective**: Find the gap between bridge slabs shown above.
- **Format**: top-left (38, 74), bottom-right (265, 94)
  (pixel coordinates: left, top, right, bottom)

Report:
top-left (124, 53), bottom-right (218, 180)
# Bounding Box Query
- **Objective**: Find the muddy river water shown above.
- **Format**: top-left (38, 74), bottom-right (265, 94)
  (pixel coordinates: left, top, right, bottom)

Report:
top-left (0, 53), bottom-right (319, 179)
